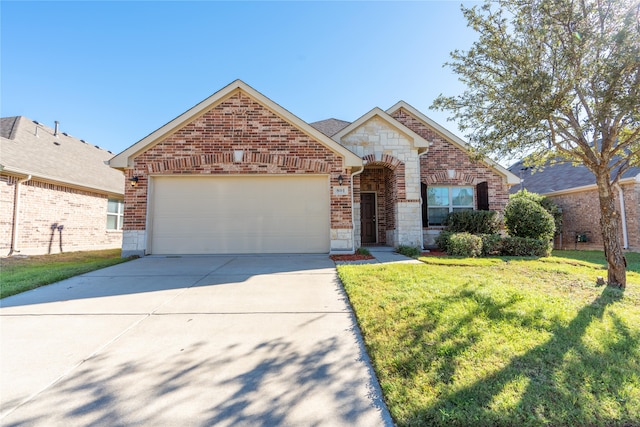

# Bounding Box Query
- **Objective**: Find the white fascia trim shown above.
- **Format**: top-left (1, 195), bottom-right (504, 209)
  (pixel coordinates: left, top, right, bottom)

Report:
top-left (543, 176), bottom-right (638, 197)
top-left (332, 107), bottom-right (429, 150)
top-left (0, 166), bottom-right (124, 198)
top-left (387, 101), bottom-right (520, 186)
top-left (109, 80), bottom-right (362, 169)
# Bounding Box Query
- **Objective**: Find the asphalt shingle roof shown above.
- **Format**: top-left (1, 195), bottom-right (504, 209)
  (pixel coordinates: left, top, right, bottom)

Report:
top-left (309, 118), bottom-right (351, 137)
top-left (508, 159), bottom-right (640, 194)
top-left (1, 116), bottom-right (124, 195)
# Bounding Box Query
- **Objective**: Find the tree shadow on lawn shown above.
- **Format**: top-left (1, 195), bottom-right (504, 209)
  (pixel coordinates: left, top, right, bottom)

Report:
top-left (408, 286), bottom-right (638, 427)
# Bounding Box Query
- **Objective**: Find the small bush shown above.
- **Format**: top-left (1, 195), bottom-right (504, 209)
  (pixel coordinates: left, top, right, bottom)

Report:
top-left (397, 245), bottom-right (421, 258)
top-left (356, 247), bottom-right (371, 256)
top-left (448, 232), bottom-right (483, 257)
top-left (501, 236), bottom-right (552, 257)
top-left (511, 189), bottom-right (563, 234)
top-left (445, 210), bottom-right (502, 235)
top-left (480, 233), bottom-right (503, 256)
top-left (435, 230), bottom-right (454, 252)
top-left (504, 197), bottom-right (555, 240)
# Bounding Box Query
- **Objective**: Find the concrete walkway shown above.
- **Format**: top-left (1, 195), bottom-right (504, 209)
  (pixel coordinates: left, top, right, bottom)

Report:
top-left (0, 255), bottom-right (393, 426)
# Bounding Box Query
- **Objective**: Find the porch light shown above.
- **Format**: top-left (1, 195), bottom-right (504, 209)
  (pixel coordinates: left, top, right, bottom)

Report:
top-left (337, 175), bottom-right (343, 185)
top-left (129, 176), bottom-right (139, 187)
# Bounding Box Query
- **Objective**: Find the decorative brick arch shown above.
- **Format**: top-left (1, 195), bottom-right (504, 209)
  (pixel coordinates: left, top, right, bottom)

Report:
top-left (146, 152), bottom-right (330, 174)
top-left (362, 153), bottom-right (403, 170)
top-left (423, 171), bottom-right (477, 186)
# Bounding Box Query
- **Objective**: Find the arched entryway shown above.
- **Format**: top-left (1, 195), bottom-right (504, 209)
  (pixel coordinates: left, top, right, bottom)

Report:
top-left (356, 154), bottom-right (405, 247)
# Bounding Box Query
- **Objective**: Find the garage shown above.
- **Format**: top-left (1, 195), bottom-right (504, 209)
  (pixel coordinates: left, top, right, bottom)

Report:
top-left (149, 175), bottom-right (330, 254)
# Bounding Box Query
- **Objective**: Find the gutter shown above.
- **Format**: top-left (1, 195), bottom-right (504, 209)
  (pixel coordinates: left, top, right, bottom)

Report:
top-left (614, 184), bottom-right (629, 249)
top-left (8, 174), bottom-right (32, 256)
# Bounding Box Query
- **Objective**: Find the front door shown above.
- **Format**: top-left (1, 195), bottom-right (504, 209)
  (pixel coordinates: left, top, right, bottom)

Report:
top-left (361, 193), bottom-right (377, 244)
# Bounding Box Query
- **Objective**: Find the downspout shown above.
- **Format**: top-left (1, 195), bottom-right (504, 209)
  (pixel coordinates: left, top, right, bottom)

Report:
top-left (9, 174), bottom-right (32, 256)
top-left (418, 148), bottom-right (430, 250)
top-left (614, 184), bottom-right (629, 249)
top-left (350, 166), bottom-right (365, 253)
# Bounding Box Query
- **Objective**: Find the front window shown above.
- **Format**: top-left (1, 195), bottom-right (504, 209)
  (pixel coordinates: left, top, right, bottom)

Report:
top-left (107, 199), bottom-right (124, 230)
top-left (427, 186), bottom-right (474, 226)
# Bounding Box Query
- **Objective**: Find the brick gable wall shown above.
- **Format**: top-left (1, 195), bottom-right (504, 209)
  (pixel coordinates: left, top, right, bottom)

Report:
top-left (390, 108), bottom-right (511, 214)
top-left (1, 175), bottom-right (122, 255)
top-left (126, 91), bottom-right (351, 232)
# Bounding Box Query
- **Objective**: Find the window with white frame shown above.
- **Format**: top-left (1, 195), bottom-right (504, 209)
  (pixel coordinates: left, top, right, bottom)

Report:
top-left (426, 186), bottom-right (474, 226)
top-left (107, 199), bottom-right (124, 230)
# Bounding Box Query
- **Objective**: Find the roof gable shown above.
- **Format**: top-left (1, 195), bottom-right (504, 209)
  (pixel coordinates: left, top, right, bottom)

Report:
top-left (387, 101), bottom-right (520, 185)
top-left (332, 107), bottom-right (429, 152)
top-left (109, 80), bottom-right (362, 169)
top-left (0, 116), bottom-right (124, 195)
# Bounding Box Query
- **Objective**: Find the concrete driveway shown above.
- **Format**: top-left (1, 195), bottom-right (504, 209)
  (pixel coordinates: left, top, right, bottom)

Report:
top-left (1, 255), bottom-right (392, 426)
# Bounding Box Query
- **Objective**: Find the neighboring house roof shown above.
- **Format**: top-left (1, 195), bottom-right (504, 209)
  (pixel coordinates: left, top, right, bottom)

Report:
top-left (309, 118), bottom-right (351, 137)
top-left (508, 160), bottom-right (640, 195)
top-left (0, 116), bottom-right (124, 196)
top-left (109, 80), bottom-right (363, 169)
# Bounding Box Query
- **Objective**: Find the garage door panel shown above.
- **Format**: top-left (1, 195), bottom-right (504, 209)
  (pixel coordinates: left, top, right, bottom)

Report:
top-left (150, 176), bottom-right (330, 254)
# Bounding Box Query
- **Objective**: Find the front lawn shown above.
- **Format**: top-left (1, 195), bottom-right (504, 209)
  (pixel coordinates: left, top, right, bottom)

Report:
top-left (338, 250), bottom-right (640, 426)
top-left (1, 249), bottom-right (132, 298)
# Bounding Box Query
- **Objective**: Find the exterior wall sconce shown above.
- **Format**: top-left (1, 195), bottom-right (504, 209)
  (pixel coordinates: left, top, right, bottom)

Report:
top-left (129, 176), bottom-right (139, 187)
top-left (337, 175), bottom-right (343, 185)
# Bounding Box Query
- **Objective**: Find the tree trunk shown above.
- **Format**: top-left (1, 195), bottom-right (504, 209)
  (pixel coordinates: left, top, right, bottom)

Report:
top-left (595, 174), bottom-right (627, 288)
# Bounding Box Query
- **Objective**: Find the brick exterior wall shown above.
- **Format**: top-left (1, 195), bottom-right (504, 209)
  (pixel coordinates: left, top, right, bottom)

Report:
top-left (124, 91), bottom-right (350, 253)
top-left (1, 175), bottom-right (122, 255)
top-left (390, 108), bottom-right (511, 215)
top-left (549, 181), bottom-right (640, 251)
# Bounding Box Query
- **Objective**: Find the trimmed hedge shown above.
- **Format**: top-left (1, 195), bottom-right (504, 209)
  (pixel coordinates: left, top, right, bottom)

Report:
top-left (501, 236), bottom-right (552, 257)
top-left (435, 232), bottom-right (550, 257)
top-left (445, 210), bottom-right (502, 235)
top-left (397, 245), bottom-right (421, 258)
top-left (448, 232), bottom-right (482, 257)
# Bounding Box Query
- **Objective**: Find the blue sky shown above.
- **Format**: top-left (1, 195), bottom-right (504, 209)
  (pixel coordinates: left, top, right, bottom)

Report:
top-left (1, 1), bottom-right (480, 155)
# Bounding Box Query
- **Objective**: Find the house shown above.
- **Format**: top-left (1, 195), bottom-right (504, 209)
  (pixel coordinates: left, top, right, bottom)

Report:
top-left (109, 80), bottom-right (519, 256)
top-left (1, 117), bottom-right (125, 255)
top-left (509, 160), bottom-right (640, 251)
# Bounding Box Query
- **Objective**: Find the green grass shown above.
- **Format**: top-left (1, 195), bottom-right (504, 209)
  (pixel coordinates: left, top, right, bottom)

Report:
top-left (1, 249), bottom-right (132, 298)
top-left (338, 250), bottom-right (640, 426)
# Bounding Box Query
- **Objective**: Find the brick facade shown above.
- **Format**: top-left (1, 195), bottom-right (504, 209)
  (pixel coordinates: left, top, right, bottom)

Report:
top-left (113, 82), bottom-right (517, 255)
top-left (124, 91), bottom-right (351, 254)
top-left (548, 181), bottom-right (640, 251)
top-left (1, 175), bottom-right (122, 255)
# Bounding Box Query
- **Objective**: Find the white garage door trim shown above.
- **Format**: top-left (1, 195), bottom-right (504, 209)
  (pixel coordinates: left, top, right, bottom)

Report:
top-left (148, 175), bottom-right (330, 254)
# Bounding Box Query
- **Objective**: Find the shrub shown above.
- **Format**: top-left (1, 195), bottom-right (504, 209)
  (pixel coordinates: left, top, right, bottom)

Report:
top-left (504, 197), bottom-right (555, 240)
top-left (448, 232), bottom-right (483, 257)
top-left (480, 233), bottom-right (503, 256)
top-left (445, 210), bottom-right (502, 235)
top-left (501, 237), bottom-right (552, 257)
top-left (356, 247), bottom-right (371, 256)
top-left (397, 245), bottom-right (421, 258)
top-left (435, 230), bottom-right (454, 252)
top-left (511, 189), bottom-right (563, 234)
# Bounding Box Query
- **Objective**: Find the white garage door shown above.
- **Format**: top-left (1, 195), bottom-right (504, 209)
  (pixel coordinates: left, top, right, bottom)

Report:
top-left (149, 175), bottom-right (330, 254)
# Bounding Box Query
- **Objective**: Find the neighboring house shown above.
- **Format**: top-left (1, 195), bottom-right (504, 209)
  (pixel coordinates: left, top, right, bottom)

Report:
top-left (109, 80), bottom-right (519, 256)
top-left (509, 160), bottom-right (640, 251)
top-left (1, 117), bottom-right (125, 255)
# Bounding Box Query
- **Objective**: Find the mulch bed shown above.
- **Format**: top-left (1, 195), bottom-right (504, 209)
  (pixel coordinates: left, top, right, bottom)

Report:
top-left (420, 251), bottom-right (448, 257)
top-left (330, 254), bottom-right (375, 261)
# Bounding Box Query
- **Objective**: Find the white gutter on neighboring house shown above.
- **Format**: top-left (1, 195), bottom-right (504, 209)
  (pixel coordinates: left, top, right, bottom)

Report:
top-left (614, 184), bottom-right (629, 249)
top-left (9, 174), bottom-right (32, 256)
